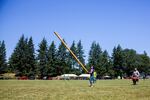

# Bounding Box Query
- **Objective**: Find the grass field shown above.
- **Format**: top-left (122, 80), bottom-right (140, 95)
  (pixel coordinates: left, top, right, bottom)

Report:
top-left (0, 79), bottom-right (150, 100)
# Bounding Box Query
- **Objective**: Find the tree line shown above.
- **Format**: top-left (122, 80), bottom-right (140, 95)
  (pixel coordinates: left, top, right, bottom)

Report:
top-left (0, 35), bottom-right (150, 79)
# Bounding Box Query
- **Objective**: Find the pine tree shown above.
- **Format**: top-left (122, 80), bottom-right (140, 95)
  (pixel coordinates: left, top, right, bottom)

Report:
top-left (88, 41), bottom-right (96, 66)
top-left (47, 41), bottom-right (57, 77)
top-left (27, 37), bottom-right (36, 78)
top-left (88, 42), bottom-right (102, 73)
top-left (98, 50), bottom-right (108, 76)
top-left (97, 50), bottom-right (114, 77)
top-left (9, 35), bottom-right (29, 76)
top-left (56, 40), bottom-right (68, 75)
top-left (107, 57), bottom-right (114, 77)
top-left (37, 38), bottom-right (48, 78)
top-left (66, 51), bottom-right (72, 74)
top-left (112, 45), bottom-right (124, 78)
top-left (70, 41), bottom-right (77, 73)
top-left (77, 40), bottom-right (85, 73)
top-left (0, 40), bottom-right (7, 74)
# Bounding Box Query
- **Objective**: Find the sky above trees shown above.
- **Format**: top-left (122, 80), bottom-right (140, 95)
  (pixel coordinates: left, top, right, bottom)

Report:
top-left (0, 0), bottom-right (150, 61)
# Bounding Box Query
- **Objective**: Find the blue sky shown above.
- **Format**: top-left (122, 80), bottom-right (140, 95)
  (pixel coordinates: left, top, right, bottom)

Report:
top-left (0, 0), bottom-right (150, 62)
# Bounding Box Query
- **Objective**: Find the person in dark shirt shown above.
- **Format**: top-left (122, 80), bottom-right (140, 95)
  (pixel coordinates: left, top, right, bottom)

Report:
top-left (89, 66), bottom-right (94, 87)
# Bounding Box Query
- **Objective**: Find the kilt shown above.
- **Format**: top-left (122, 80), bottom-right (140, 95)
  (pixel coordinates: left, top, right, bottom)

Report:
top-left (131, 76), bottom-right (139, 81)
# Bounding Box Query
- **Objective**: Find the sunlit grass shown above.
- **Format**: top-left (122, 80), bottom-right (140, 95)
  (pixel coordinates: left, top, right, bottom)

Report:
top-left (0, 79), bottom-right (150, 100)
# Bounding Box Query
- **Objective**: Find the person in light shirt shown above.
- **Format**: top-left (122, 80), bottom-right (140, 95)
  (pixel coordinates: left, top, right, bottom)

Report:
top-left (132, 68), bottom-right (140, 85)
top-left (93, 71), bottom-right (97, 83)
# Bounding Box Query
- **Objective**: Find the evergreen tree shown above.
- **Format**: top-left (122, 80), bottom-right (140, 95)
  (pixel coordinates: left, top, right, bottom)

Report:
top-left (69, 41), bottom-right (78, 73)
top-left (0, 40), bottom-right (7, 74)
top-left (65, 50), bottom-right (72, 74)
top-left (107, 57), bottom-right (114, 77)
top-left (97, 50), bottom-right (109, 76)
top-left (26, 37), bottom-right (36, 78)
top-left (37, 38), bottom-right (48, 78)
top-left (88, 41), bottom-right (96, 66)
top-left (56, 40), bottom-right (68, 75)
top-left (9, 35), bottom-right (29, 76)
top-left (8, 53), bottom-right (16, 73)
top-left (112, 45), bottom-right (124, 78)
top-left (77, 40), bottom-right (85, 73)
top-left (47, 41), bottom-right (57, 77)
top-left (88, 42), bottom-right (102, 72)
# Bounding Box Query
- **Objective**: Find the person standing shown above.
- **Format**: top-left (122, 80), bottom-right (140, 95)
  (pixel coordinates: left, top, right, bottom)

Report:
top-left (93, 71), bottom-right (97, 83)
top-left (132, 68), bottom-right (140, 85)
top-left (89, 66), bottom-right (94, 87)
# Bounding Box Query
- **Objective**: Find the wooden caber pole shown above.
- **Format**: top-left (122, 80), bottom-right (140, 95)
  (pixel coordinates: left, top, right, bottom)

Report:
top-left (54, 32), bottom-right (88, 73)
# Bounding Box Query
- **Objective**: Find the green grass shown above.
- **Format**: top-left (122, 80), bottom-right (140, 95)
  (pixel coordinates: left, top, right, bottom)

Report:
top-left (0, 79), bottom-right (150, 100)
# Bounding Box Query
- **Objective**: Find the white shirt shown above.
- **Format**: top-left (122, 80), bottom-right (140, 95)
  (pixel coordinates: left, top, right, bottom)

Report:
top-left (133, 70), bottom-right (140, 77)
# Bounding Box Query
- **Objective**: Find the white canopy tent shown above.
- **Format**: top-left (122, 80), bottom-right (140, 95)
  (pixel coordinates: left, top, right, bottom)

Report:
top-left (79, 74), bottom-right (90, 78)
top-left (61, 74), bottom-right (77, 78)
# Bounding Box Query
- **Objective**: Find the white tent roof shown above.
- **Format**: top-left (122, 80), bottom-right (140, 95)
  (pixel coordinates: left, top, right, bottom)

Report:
top-left (61, 74), bottom-right (77, 77)
top-left (104, 75), bottom-right (110, 78)
top-left (79, 74), bottom-right (90, 77)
